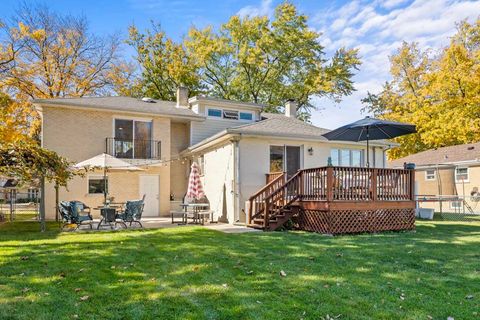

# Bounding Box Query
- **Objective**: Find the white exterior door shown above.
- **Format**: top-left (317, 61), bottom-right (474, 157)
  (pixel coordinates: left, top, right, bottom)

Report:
top-left (139, 175), bottom-right (159, 217)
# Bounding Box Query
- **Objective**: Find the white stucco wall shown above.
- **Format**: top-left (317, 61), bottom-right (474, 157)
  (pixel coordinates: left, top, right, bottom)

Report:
top-left (201, 142), bottom-right (236, 223)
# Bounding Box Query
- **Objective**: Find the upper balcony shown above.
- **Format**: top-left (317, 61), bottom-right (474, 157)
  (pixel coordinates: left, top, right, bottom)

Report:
top-left (105, 137), bottom-right (161, 160)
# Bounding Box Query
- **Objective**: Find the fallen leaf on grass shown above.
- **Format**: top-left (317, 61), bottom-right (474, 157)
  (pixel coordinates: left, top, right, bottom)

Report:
top-left (59, 272), bottom-right (66, 278)
top-left (222, 283), bottom-right (228, 288)
top-left (465, 294), bottom-right (474, 300)
top-left (336, 253), bottom-right (343, 257)
top-left (20, 256), bottom-right (29, 261)
top-left (79, 295), bottom-right (89, 301)
top-left (246, 270), bottom-right (254, 275)
top-left (21, 287), bottom-right (30, 293)
top-left (74, 288), bottom-right (82, 292)
top-left (280, 270), bottom-right (287, 277)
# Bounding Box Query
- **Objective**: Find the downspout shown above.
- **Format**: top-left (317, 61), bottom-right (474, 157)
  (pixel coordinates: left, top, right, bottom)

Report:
top-left (232, 136), bottom-right (241, 223)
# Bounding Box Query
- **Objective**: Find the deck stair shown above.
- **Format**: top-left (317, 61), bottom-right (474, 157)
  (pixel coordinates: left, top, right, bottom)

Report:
top-left (248, 171), bottom-right (302, 231)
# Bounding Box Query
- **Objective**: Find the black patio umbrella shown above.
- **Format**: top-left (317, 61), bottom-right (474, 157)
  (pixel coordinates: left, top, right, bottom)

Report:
top-left (322, 116), bottom-right (416, 167)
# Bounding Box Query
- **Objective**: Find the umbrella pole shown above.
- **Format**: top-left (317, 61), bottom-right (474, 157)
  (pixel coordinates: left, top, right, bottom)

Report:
top-left (104, 167), bottom-right (107, 205)
top-left (366, 127), bottom-right (370, 168)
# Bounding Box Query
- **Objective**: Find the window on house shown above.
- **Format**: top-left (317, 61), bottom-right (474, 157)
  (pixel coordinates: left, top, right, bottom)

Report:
top-left (270, 146), bottom-right (284, 172)
top-left (351, 150), bottom-right (362, 167)
top-left (330, 149), bottom-right (339, 166)
top-left (88, 177), bottom-right (108, 194)
top-left (455, 167), bottom-right (469, 182)
top-left (223, 110), bottom-right (239, 120)
top-left (207, 109), bottom-right (222, 118)
top-left (450, 200), bottom-right (462, 209)
top-left (330, 149), bottom-right (364, 166)
top-left (425, 169), bottom-right (436, 181)
top-left (239, 112), bottom-right (253, 121)
top-left (114, 119), bottom-right (152, 159)
top-left (28, 189), bottom-right (39, 199)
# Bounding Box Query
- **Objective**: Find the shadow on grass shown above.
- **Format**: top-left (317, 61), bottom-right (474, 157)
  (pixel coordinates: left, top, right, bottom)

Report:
top-left (0, 221), bottom-right (479, 319)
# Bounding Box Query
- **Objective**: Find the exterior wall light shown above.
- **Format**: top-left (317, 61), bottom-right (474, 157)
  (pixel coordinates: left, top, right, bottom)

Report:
top-left (307, 147), bottom-right (313, 156)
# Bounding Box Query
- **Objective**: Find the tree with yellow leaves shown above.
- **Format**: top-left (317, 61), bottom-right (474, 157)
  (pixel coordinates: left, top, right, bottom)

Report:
top-left (362, 19), bottom-right (480, 159)
top-left (0, 3), bottom-right (123, 141)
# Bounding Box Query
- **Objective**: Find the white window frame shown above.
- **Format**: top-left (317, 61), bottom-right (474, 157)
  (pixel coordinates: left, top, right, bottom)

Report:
top-left (206, 107), bottom-right (254, 121)
top-left (207, 108), bottom-right (222, 118)
top-left (330, 148), bottom-right (364, 167)
top-left (239, 111), bottom-right (253, 121)
top-left (223, 109), bottom-right (239, 120)
top-left (87, 175), bottom-right (108, 195)
top-left (112, 117), bottom-right (153, 159)
top-left (425, 169), bottom-right (436, 181)
top-left (450, 200), bottom-right (462, 209)
top-left (455, 167), bottom-right (469, 183)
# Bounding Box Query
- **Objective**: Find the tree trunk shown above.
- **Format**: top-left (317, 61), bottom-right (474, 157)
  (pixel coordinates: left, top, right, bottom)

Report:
top-left (55, 183), bottom-right (59, 222)
top-left (40, 176), bottom-right (46, 232)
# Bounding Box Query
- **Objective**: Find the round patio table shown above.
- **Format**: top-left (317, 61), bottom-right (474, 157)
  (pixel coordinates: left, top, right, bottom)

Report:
top-left (94, 206), bottom-right (126, 230)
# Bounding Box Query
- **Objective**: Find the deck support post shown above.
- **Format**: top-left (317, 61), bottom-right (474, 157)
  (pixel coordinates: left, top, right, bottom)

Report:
top-left (371, 168), bottom-right (378, 201)
top-left (326, 167), bottom-right (334, 202)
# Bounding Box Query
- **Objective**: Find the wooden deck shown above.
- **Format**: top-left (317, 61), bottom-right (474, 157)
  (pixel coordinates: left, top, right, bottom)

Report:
top-left (248, 166), bottom-right (416, 234)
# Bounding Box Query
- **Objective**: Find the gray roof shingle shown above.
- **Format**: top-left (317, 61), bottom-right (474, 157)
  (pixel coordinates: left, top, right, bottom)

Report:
top-left (33, 96), bottom-right (204, 119)
top-left (228, 113), bottom-right (330, 140)
top-left (389, 142), bottom-right (480, 167)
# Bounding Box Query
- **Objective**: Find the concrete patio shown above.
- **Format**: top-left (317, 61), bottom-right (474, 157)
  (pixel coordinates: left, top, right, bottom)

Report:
top-left (82, 217), bottom-right (261, 234)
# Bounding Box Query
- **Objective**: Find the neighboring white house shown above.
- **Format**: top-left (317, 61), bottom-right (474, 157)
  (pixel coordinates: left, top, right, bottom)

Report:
top-left (34, 88), bottom-right (392, 223)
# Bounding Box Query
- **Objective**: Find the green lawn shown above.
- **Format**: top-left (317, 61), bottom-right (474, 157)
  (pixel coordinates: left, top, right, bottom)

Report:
top-left (0, 221), bottom-right (479, 320)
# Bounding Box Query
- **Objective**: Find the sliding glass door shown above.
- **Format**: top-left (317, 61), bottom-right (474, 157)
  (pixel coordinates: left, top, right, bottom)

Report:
top-left (269, 145), bottom-right (302, 178)
top-left (114, 119), bottom-right (152, 159)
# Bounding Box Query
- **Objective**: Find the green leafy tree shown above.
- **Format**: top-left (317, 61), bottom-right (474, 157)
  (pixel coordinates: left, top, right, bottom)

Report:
top-left (362, 19), bottom-right (480, 159)
top-left (124, 3), bottom-right (360, 120)
top-left (126, 23), bottom-right (201, 100)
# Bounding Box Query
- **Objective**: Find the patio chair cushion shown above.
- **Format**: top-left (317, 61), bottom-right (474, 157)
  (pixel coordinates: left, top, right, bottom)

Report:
top-left (117, 200), bottom-right (144, 222)
top-left (59, 201), bottom-right (71, 221)
top-left (69, 201), bottom-right (92, 224)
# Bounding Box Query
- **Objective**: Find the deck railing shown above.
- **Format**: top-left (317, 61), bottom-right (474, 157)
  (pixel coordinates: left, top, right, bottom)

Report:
top-left (298, 166), bottom-right (414, 202)
top-left (105, 138), bottom-right (161, 160)
top-left (265, 172), bottom-right (284, 184)
top-left (248, 172), bottom-right (286, 224)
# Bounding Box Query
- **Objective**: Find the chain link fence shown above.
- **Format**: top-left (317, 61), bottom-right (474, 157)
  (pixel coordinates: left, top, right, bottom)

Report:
top-left (0, 189), bottom-right (40, 222)
top-left (416, 195), bottom-right (480, 222)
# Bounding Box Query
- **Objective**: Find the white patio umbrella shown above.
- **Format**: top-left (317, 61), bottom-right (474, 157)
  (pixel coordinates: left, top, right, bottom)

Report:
top-left (74, 153), bottom-right (143, 204)
top-left (186, 162), bottom-right (205, 202)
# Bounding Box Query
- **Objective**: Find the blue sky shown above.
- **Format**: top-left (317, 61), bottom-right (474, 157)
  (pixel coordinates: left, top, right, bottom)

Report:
top-left (2, 0), bottom-right (479, 129)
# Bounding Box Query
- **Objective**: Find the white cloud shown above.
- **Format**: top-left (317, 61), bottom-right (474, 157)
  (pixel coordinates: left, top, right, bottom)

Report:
top-left (310, 0), bottom-right (480, 129)
top-left (237, 0), bottom-right (273, 18)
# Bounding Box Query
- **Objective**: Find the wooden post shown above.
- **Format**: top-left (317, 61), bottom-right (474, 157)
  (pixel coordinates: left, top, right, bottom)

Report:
top-left (326, 167), bottom-right (334, 202)
top-left (263, 198), bottom-right (270, 229)
top-left (371, 168), bottom-right (378, 202)
top-left (39, 176), bottom-right (46, 232)
top-left (54, 183), bottom-right (59, 222)
top-left (409, 169), bottom-right (415, 201)
top-left (247, 199), bottom-right (253, 225)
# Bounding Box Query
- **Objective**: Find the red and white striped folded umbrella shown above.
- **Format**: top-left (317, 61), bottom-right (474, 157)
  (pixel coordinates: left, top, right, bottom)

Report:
top-left (186, 162), bottom-right (205, 201)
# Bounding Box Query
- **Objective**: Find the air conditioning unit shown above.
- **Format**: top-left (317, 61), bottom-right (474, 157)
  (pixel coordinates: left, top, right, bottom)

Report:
top-left (416, 208), bottom-right (434, 220)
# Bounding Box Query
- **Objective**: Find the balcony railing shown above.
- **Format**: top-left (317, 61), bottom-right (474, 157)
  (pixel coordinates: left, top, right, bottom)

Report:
top-left (105, 138), bottom-right (161, 160)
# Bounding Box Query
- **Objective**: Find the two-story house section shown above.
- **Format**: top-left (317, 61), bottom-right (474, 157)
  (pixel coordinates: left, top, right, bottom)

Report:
top-left (34, 87), bottom-right (393, 223)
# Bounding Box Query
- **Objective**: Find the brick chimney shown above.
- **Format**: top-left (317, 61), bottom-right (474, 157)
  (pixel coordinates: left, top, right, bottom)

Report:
top-left (285, 99), bottom-right (297, 118)
top-left (176, 86), bottom-right (189, 108)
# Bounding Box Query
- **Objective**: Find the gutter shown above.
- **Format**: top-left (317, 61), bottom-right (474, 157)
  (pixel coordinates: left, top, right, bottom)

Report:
top-left (33, 101), bottom-right (206, 122)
